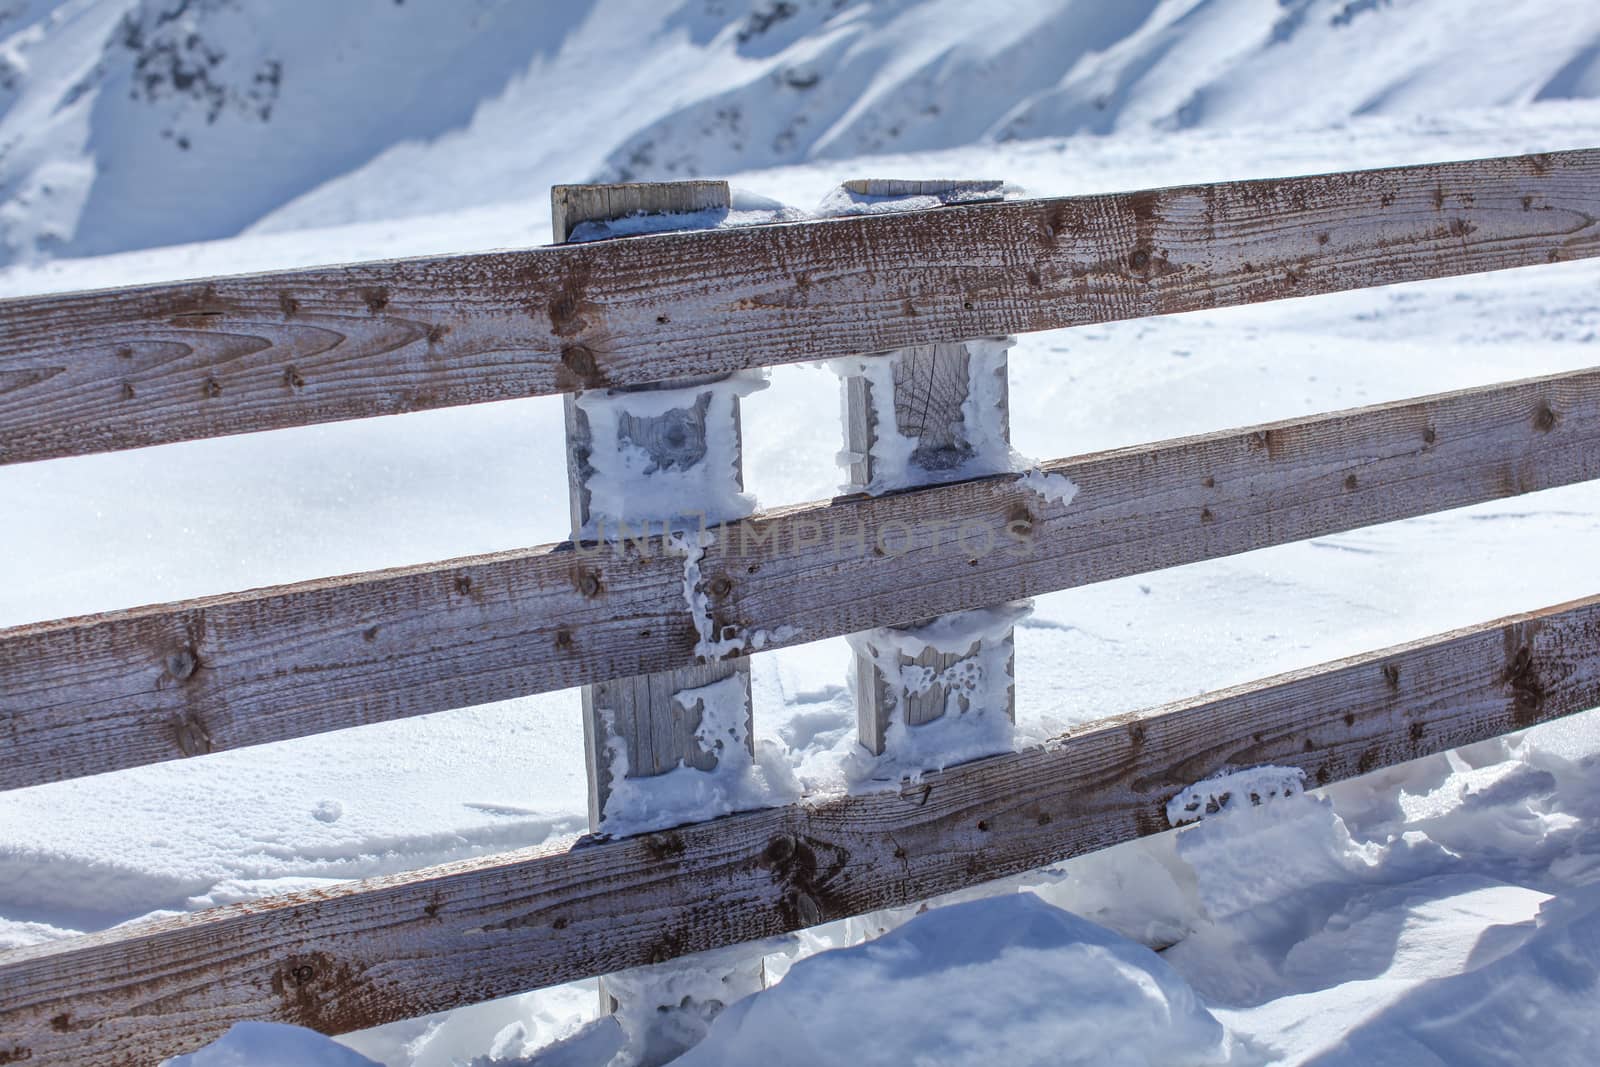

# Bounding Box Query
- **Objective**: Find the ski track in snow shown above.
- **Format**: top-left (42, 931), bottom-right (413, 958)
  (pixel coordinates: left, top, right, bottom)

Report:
top-left (0, 10), bottom-right (1599, 1063)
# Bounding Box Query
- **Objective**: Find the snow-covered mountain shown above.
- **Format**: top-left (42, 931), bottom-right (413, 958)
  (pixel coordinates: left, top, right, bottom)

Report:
top-left (0, 0), bottom-right (1596, 264)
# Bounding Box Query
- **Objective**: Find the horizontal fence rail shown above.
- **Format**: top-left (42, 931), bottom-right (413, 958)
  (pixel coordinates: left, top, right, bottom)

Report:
top-left (3, 593), bottom-right (1598, 1065)
top-left (3, 366), bottom-right (1597, 791)
top-left (0, 150), bottom-right (1597, 465)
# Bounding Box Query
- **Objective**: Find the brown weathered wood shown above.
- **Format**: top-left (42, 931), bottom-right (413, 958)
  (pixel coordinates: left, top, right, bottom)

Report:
top-left (5, 594), bottom-right (1598, 1066)
top-left (556, 181), bottom-right (755, 834)
top-left (2, 365), bottom-right (1598, 791)
top-left (1, 150), bottom-right (1598, 464)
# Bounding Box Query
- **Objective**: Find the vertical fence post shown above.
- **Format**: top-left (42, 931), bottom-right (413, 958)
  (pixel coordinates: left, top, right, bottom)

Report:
top-left (554, 180), bottom-right (768, 1038)
top-left (552, 181), bottom-right (758, 834)
top-left (829, 179), bottom-right (1026, 760)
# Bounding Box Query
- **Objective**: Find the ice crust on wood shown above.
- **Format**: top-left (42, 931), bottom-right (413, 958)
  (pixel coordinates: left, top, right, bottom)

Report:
top-left (1016, 467), bottom-right (1081, 506)
top-left (573, 371), bottom-right (769, 541)
top-left (828, 337), bottom-right (1017, 496)
top-left (1166, 765), bottom-right (1309, 827)
top-left (596, 674), bottom-right (800, 838)
top-left (846, 601), bottom-right (1033, 787)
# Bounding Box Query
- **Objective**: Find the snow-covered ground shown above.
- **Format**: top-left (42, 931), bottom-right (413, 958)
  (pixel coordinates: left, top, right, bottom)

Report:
top-left (2, 2), bottom-right (1600, 1065)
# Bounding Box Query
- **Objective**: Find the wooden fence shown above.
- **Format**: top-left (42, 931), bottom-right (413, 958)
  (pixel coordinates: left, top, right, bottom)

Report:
top-left (2, 148), bottom-right (1599, 1065)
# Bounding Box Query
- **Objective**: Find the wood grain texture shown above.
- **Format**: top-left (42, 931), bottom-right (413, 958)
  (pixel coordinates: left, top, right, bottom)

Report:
top-left (841, 341), bottom-right (1011, 485)
top-left (2, 366), bottom-right (1598, 791)
top-left (4, 595), bottom-right (1597, 1066)
top-left (1, 150), bottom-right (1597, 464)
top-left (851, 635), bottom-right (992, 755)
top-left (841, 178), bottom-right (1005, 200)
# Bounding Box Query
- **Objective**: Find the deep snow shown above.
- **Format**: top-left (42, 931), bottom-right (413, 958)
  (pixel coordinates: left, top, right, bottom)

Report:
top-left (1, 2), bottom-right (1600, 1065)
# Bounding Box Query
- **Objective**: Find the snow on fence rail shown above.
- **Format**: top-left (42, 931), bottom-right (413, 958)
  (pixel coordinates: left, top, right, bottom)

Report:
top-left (2, 149), bottom-right (1600, 1065)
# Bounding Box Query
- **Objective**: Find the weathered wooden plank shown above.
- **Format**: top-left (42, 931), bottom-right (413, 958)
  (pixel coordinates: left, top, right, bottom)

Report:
top-left (1, 149), bottom-right (1597, 464)
top-left (4, 595), bottom-right (1597, 1066)
top-left (2, 366), bottom-right (1598, 791)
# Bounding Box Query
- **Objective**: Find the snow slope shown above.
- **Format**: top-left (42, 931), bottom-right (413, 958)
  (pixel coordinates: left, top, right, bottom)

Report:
top-left (675, 893), bottom-right (1237, 1067)
top-left (0, 0), bottom-right (1598, 262)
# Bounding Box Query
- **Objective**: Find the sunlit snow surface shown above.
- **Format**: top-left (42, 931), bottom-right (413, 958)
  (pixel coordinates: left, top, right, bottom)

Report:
top-left (2, 94), bottom-right (1600, 1067)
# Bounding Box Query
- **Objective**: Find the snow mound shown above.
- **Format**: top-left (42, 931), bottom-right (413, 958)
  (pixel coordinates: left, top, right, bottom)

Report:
top-left (673, 893), bottom-right (1237, 1067)
top-left (165, 1021), bottom-right (381, 1067)
top-left (1320, 882), bottom-right (1600, 1065)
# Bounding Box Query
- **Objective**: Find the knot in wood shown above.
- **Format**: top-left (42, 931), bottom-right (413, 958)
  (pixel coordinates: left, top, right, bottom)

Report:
top-left (574, 569), bottom-right (602, 598)
top-left (788, 889), bottom-right (822, 927)
top-left (172, 712), bottom-right (213, 757)
top-left (1534, 401), bottom-right (1559, 433)
top-left (165, 648), bottom-right (198, 682)
top-left (764, 833), bottom-right (796, 865)
top-left (561, 344), bottom-right (600, 383)
top-left (1504, 645), bottom-right (1546, 726)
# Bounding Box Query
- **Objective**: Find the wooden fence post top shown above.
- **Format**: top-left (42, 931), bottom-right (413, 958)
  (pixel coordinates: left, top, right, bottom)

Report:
top-left (551, 180), bottom-right (731, 244)
top-left (839, 177), bottom-right (1004, 200)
